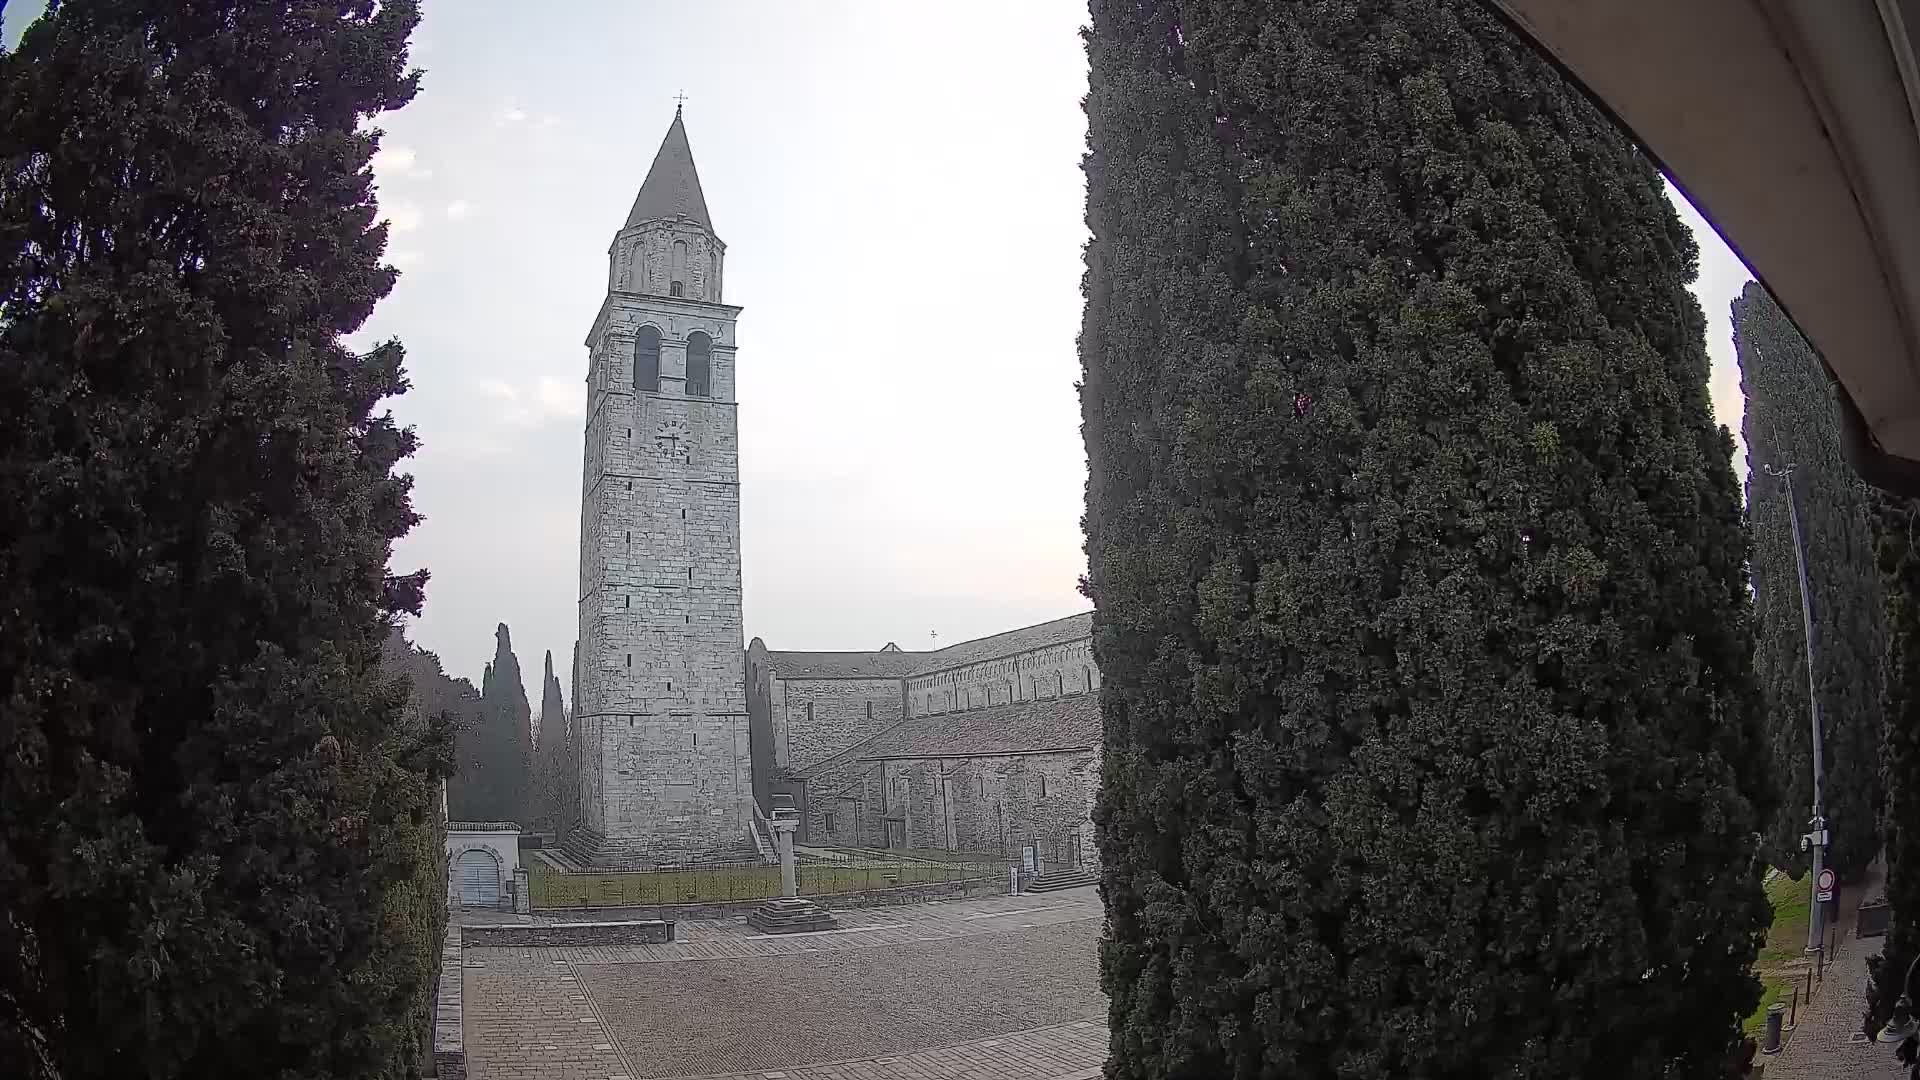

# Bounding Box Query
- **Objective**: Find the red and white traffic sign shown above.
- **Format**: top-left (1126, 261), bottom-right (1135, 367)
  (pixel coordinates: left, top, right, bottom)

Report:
top-left (1816, 868), bottom-right (1837, 902)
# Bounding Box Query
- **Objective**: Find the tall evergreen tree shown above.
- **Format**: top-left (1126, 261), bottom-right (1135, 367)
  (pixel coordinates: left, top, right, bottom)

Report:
top-left (462, 623), bottom-right (531, 824)
top-left (1080, 2), bottom-right (1771, 1076)
top-left (1736, 282), bottom-right (1886, 880)
top-left (1870, 494), bottom-right (1920, 1037)
top-left (533, 649), bottom-right (568, 832)
top-left (0, 2), bottom-right (442, 1077)
top-left (385, 628), bottom-right (480, 824)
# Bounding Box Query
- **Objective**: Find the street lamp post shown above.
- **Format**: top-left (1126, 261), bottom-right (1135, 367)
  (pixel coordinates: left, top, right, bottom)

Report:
top-left (1763, 462), bottom-right (1831, 955)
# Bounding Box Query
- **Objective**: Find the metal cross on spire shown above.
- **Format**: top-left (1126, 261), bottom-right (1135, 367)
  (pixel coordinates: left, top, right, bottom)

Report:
top-left (673, 90), bottom-right (689, 115)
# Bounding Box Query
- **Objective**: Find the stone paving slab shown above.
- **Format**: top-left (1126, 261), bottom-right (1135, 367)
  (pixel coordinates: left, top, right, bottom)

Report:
top-left (1763, 929), bottom-right (1903, 1079)
top-left (579, 920), bottom-right (1102, 1078)
top-left (1762, 857), bottom-right (1906, 1079)
top-left (684, 1019), bottom-right (1109, 1080)
top-left (462, 889), bottom-right (1106, 1080)
top-left (463, 963), bottom-right (633, 1080)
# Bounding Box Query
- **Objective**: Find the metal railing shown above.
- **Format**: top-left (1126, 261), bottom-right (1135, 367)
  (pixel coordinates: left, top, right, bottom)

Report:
top-left (527, 847), bottom-right (1008, 910)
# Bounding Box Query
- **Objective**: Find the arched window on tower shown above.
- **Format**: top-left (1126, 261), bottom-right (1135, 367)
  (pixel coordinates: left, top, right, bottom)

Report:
top-left (634, 325), bottom-right (661, 393)
top-left (671, 240), bottom-right (688, 296)
top-left (686, 331), bottom-right (712, 398)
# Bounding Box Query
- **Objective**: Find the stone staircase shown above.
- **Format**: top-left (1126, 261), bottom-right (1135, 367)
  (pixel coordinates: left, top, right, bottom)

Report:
top-left (532, 846), bottom-right (590, 873)
top-left (747, 806), bottom-right (778, 864)
top-left (1025, 867), bottom-right (1098, 893)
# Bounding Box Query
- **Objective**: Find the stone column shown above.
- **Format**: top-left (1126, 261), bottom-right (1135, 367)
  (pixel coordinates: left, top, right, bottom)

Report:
top-left (746, 808), bottom-right (838, 934)
top-left (511, 866), bottom-right (531, 914)
top-left (772, 816), bottom-right (798, 898)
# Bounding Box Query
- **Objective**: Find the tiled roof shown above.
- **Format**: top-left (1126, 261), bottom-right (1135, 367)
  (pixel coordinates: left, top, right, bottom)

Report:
top-left (907, 612), bottom-right (1093, 676)
top-left (764, 611), bottom-right (1093, 683)
top-left (763, 650), bottom-right (926, 680)
top-left (851, 692), bottom-right (1101, 762)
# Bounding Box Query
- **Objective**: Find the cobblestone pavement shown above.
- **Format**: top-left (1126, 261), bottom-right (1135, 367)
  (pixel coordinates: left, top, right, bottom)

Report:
top-left (690, 1019), bottom-right (1109, 1080)
top-left (463, 963), bottom-right (632, 1080)
top-left (463, 888), bottom-right (1106, 1080)
top-left (582, 920), bottom-right (1100, 1078)
top-left (1764, 933), bottom-right (1902, 1078)
top-left (1764, 859), bottom-right (1905, 1080)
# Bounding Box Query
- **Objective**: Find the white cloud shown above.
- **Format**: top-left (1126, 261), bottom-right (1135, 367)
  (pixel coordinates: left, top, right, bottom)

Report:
top-left (476, 378), bottom-right (520, 402)
top-left (445, 199), bottom-right (473, 220)
top-left (471, 376), bottom-right (581, 430)
top-left (499, 106), bottom-right (528, 124)
top-left (385, 201), bottom-right (424, 232)
top-left (388, 247), bottom-right (424, 269)
top-left (534, 377), bottom-right (582, 417)
top-left (371, 144), bottom-right (421, 175)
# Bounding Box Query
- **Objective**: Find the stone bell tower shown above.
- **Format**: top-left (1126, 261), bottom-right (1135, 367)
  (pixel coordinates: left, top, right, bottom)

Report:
top-left (570, 107), bottom-right (752, 866)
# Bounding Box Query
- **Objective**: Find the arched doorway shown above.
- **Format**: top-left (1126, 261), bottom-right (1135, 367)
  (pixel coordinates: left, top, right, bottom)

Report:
top-left (456, 848), bottom-right (502, 907)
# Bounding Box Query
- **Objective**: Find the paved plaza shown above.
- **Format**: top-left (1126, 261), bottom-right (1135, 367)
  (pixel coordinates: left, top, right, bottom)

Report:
top-left (459, 888), bottom-right (1108, 1080)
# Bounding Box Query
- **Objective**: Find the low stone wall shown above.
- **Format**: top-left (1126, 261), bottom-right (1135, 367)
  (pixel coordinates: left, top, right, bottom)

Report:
top-left (461, 919), bottom-right (677, 947)
top-left (432, 925), bottom-right (464, 1080)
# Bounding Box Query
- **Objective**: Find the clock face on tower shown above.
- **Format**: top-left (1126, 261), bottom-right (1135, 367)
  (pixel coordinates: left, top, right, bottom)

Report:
top-left (655, 414), bottom-right (691, 461)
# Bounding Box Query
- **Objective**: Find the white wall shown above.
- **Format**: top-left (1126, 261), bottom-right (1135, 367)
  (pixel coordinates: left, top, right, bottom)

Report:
top-left (446, 827), bottom-right (520, 909)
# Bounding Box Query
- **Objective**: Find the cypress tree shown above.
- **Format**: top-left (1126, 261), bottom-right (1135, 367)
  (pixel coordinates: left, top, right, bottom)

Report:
top-left (1736, 282), bottom-right (1885, 881)
top-left (1080, 2), bottom-right (1771, 1076)
top-left (1870, 495), bottom-right (1920, 1036)
top-left (533, 649), bottom-right (569, 832)
top-left (387, 628), bottom-right (481, 823)
top-left (469, 623), bottom-right (532, 824)
top-left (0, 2), bottom-right (441, 1076)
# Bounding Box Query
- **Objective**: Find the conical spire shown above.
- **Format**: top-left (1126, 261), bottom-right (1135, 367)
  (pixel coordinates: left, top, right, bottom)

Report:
top-left (625, 108), bottom-right (712, 232)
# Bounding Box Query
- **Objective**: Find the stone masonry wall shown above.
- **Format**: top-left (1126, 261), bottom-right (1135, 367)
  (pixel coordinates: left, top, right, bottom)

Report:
top-left (857, 751), bottom-right (1098, 868)
top-left (574, 219), bottom-right (752, 866)
top-left (612, 218), bottom-right (724, 303)
top-left (807, 758), bottom-right (879, 847)
top-left (433, 925), bottom-right (465, 1080)
top-left (772, 675), bottom-right (906, 772)
top-left (906, 639), bottom-right (1100, 718)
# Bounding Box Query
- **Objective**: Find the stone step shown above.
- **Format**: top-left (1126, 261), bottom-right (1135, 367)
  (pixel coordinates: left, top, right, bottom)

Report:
top-left (1026, 868), bottom-right (1098, 893)
top-left (745, 896), bottom-right (840, 934)
top-left (531, 847), bottom-right (589, 873)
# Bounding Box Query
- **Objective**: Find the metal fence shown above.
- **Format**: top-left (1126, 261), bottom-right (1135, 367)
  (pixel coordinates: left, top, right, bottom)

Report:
top-left (527, 847), bottom-right (1009, 911)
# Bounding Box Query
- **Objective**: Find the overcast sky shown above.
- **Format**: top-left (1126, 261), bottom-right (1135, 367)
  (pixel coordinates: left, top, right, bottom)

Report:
top-left (6, 1), bottom-right (1754, 696)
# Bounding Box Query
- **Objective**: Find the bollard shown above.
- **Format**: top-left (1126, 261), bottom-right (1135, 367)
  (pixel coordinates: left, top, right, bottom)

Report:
top-left (1789, 985), bottom-right (1798, 1029)
top-left (1762, 1002), bottom-right (1786, 1054)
